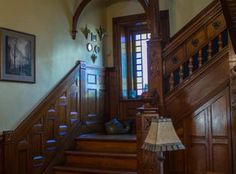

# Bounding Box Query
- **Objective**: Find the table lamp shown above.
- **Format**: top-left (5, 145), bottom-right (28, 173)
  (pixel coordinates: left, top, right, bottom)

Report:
top-left (142, 117), bottom-right (185, 174)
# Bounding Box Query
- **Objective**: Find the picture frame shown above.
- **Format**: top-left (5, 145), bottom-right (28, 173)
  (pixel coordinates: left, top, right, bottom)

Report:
top-left (0, 28), bottom-right (35, 83)
top-left (91, 32), bottom-right (97, 42)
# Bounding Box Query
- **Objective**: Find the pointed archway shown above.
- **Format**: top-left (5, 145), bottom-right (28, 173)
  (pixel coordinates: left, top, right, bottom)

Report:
top-left (71, 0), bottom-right (150, 39)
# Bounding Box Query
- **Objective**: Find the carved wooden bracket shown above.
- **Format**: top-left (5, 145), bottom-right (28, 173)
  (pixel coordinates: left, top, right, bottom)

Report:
top-left (72, 0), bottom-right (149, 40)
top-left (72, 0), bottom-right (91, 40)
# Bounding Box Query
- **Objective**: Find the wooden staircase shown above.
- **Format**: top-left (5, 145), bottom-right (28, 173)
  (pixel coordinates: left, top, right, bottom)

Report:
top-left (54, 134), bottom-right (138, 174)
top-left (220, 0), bottom-right (236, 53)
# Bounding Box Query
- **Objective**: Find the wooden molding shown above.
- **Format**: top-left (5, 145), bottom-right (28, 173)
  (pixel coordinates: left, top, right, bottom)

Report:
top-left (72, 0), bottom-right (149, 40)
top-left (166, 46), bottom-right (229, 98)
top-left (165, 49), bottom-right (230, 123)
top-left (163, 0), bottom-right (221, 56)
top-left (72, 0), bottom-right (91, 40)
top-left (219, 0), bottom-right (236, 53)
top-left (167, 87), bottom-right (233, 173)
top-left (2, 61), bottom-right (105, 174)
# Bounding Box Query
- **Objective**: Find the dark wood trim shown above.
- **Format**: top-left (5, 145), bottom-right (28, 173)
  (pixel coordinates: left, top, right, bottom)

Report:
top-left (219, 0), bottom-right (236, 53)
top-left (72, 0), bottom-right (91, 39)
top-left (166, 46), bottom-right (229, 98)
top-left (165, 50), bottom-right (230, 123)
top-left (72, 0), bottom-right (148, 40)
top-left (14, 61), bottom-right (83, 137)
top-left (111, 13), bottom-right (147, 119)
top-left (138, 0), bottom-right (149, 12)
top-left (43, 122), bottom-right (83, 174)
top-left (160, 10), bottom-right (170, 46)
top-left (163, 0), bottom-right (221, 55)
top-left (2, 61), bottom-right (106, 174)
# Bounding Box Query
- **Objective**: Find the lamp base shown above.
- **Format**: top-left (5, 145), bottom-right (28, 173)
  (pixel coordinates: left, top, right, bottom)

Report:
top-left (158, 151), bottom-right (165, 174)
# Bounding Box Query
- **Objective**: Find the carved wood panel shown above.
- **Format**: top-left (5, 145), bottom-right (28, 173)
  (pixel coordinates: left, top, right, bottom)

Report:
top-left (2, 62), bottom-right (105, 174)
top-left (136, 112), bottom-right (160, 174)
top-left (84, 66), bottom-right (105, 131)
top-left (168, 88), bottom-right (232, 174)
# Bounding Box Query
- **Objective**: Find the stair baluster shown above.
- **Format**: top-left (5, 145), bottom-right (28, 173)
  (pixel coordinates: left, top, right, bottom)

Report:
top-left (169, 73), bottom-right (174, 91)
top-left (180, 65), bottom-right (184, 83)
top-left (208, 41), bottom-right (212, 60)
top-left (218, 34), bottom-right (223, 51)
top-left (198, 50), bottom-right (203, 67)
top-left (189, 57), bottom-right (193, 75)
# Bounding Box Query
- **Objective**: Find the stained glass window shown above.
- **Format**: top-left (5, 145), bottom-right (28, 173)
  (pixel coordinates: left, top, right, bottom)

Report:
top-left (134, 32), bottom-right (151, 96)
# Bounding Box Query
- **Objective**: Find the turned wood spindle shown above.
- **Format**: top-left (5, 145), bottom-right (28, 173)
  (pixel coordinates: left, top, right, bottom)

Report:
top-left (169, 73), bottom-right (174, 91)
top-left (218, 33), bottom-right (223, 51)
top-left (198, 50), bottom-right (203, 67)
top-left (180, 65), bottom-right (184, 83)
top-left (208, 41), bottom-right (212, 60)
top-left (189, 57), bottom-right (193, 75)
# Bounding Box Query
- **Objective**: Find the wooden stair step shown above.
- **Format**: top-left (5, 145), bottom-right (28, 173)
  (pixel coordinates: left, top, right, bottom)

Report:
top-left (76, 134), bottom-right (137, 153)
top-left (77, 134), bottom-right (137, 141)
top-left (54, 166), bottom-right (137, 174)
top-left (65, 151), bottom-right (137, 171)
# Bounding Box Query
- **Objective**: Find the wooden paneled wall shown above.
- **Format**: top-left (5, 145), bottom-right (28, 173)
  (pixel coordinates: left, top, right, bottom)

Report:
top-left (168, 88), bottom-right (232, 173)
top-left (84, 66), bottom-right (105, 132)
top-left (165, 48), bottom-right (229, 122)
top-left (2, 61), bottom-right (105, 174)
top-left (105, 68), bottom-right (145, 126)
top-left (136, 1), bottom-right (236, 173)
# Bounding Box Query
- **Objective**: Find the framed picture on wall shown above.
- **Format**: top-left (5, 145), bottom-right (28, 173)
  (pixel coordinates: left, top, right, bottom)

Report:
top-left (0, 28), bottom-right (35, 83)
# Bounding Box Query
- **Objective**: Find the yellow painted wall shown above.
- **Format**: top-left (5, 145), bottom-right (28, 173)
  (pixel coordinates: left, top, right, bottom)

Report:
top-left (0, 0), bottom-right (214, 132)
top-left (169, 0), bottom-right (213, 36)
top-left (0, 0), bottom-right (106, 132)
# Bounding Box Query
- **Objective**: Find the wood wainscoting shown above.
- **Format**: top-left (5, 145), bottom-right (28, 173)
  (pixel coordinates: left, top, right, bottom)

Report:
top-left (2, 61), bottom-right (105, 174)
top-left (168, 87), bottom-right (232, 173)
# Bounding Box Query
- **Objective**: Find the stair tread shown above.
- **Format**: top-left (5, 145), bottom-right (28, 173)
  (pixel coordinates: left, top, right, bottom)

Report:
top-left (65, 151), bottom-right (137, 157)
top-left (54, 166), bottom-right (137, 174)
top-left (76, 133), bottom-right (136, 142)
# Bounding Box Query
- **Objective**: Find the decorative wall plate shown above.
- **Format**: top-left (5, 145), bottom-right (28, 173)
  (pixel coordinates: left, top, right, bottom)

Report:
top-left (94, 45), bottom-right (100, 53)
top-left (87, 43), bottom-right (93, 52)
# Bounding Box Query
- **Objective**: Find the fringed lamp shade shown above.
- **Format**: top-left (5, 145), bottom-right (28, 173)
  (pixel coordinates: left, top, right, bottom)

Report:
top-left (142, 118), bottom-right (185, 152)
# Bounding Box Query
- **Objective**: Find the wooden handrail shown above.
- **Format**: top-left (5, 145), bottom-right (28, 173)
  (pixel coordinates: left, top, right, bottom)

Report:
top-left (162, 0), bottom-right (228, 94)
top-left (2, 61), bottom-right (105, 174)
top-left (164, 30), bottom-right (228, 94)
top-left (136, 2), bottom-right (230, 172)
top-left (163, 0), bottom-right (221, 56)
top-left (163, 0), bottom-right (224, 75)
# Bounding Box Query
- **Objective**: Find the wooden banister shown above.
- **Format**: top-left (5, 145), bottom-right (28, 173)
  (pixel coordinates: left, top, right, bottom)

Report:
top-left (136, 109), bottom-right (159, 174)
top-left (2, 61), bottom-right (105, 174)
top-left (163, 0), bottom-right (228, 94)
top-left (137, 1), bottom-right (231, 173)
